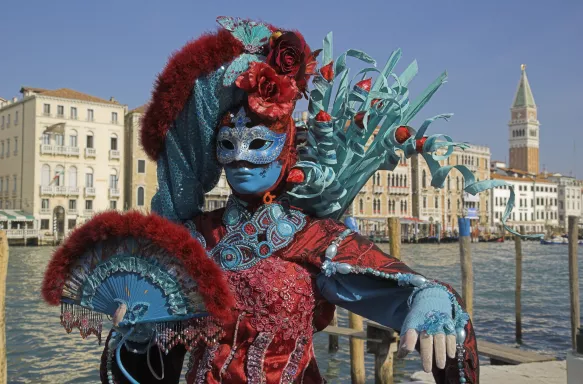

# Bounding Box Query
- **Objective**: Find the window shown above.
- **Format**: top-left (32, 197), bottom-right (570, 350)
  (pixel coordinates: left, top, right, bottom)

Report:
top-left (85, 168), bottom-right (94, 187)
top-left (13, 137), bottom-right (18, 155)
top-left (5, 139), bottom-right (9, 157)
top-left (40, 199), bottom-right (50, 210)
top-left (43, 104), bottom-right (51, 116)
top-left (137, 186), bottom-right (145, 206)
top-left (110, 200), bottom-right (117, 210)
top-left (7, 114), bottom-right (10, 127)
top-left (41, 164), bottom-right (51, 186)
top-left (423, 197), bottom-right (427, 208)
top-left (110, 135), bottom-right (118, 150)
top-left (42, 133), bottom-right (51, 145)
top-left (68, 219), bottom-right (77, 229)
top-left (85, 200), bottom-right (93, 210)
top-left (0, 141), bottom-right (3, 156)
top-left (57, 105), bottom-right (64, 117)
top-left (109, 170), bottom-right (118, 189)
top-left (87, 109), bottom-right (94, 121)
top-left (69, 130), bottom-right (78, 147)
top-left (55, 134), bottom-right (64, 146)
top-left (5, 177), bottom-right (8, 192)
top-left (86, 134), bottom-right (94, 149)
top-left (41, 219), bottom-right (50, 230)
top-left (0, 178), bottom-right (3, 192)
top-left (137, 159), bottom-right (146, 174)
top-left (68, 166), bottom-right (77, 187)
top-left (111, 112), bottom-right (118, 124)
top-left (422, 170), bottom-right (427, 188)
top-left (55, 165), bottom-right (64, 186)
top-left (1, 116), bottom-right (4, 128)
top-left (14, 111), bottom-right (18, 125)
top-left (12, 175), bottom-right (16, 192)
top-left (435, 197), bottom-right (439, 208)
top-left (70, 107), bottom-right (77, 120)
top-left (68, 199), bottom-right (77, 210)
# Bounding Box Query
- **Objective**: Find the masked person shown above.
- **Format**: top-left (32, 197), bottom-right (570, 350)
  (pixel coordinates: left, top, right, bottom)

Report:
top-left (43, 17), bottom-right (486, 384)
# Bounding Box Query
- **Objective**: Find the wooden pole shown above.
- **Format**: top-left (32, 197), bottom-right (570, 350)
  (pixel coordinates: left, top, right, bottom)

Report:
top-left (458, 218), bottom-right (473, 317)
top-left (349, 312), bottom-right (365, 384)
top-left (328, 310), bottom-right (339, 352)
top-left (0, 231), bottom-right (9, 384)
top-left (568, 216), bottom-right (580, 350)
top-left (515, 225), bottom-right (524, 343)
top-left (388, 217), bottom-right (401, 260)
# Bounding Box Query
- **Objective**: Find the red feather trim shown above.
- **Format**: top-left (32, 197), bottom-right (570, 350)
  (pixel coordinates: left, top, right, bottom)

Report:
top-left (41, 210), bottom-right (235, 323)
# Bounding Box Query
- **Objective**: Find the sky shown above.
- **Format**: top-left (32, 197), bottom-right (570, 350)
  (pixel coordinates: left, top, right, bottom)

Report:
top-left (1, 0), bottom-right (581, 175)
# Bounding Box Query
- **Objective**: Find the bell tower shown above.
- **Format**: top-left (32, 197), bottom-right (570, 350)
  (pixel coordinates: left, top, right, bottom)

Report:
top-left (508, 64), bottom-right (540, 174)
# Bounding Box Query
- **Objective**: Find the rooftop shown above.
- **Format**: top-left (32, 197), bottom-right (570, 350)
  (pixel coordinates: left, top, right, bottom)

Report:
top-left (129, 104), bottom-right (147, 114)
top-left (491, 172), bottom-right (556, 185)
top-left (19, 86), bottom-right (122, 105)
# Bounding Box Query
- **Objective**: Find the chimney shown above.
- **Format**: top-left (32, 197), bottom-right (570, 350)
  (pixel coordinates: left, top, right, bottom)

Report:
top-left (110, 97), bottom-right (117, 103)
top-left (12, 97), bottom-right (17, 103)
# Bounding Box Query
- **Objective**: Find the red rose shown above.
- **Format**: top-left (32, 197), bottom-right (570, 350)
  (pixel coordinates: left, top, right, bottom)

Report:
top-left (267, 32), bottom-right (319, 95)
top-left (235, 62), bottom-right (299, 120)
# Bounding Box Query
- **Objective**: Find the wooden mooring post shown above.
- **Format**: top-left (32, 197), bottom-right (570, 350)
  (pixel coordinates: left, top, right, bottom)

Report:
top-left (568, 216), bottom-right (580, 350)
top-left (0, 231), bottom-right (8, 384)
top-left (458, 217), bottom-right (473, 317)
top-left (328, 311), bottom-right (339, 352)
top-left (349, 312), bottom-right (365, 384)
top-left (515, 225), bottom-right (524, 343)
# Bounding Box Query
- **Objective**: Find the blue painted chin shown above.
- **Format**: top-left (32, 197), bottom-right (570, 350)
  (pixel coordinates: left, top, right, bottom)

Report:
top-left (225, 161), bottom-right (283, 195)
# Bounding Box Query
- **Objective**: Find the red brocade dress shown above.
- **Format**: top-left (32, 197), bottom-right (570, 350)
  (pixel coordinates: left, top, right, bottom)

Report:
top-left (101, 200), bottom-right (479, 384)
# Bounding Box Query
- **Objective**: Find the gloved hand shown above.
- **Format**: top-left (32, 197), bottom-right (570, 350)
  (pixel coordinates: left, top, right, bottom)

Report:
top-left (397, 286), bottom-right (460, 372)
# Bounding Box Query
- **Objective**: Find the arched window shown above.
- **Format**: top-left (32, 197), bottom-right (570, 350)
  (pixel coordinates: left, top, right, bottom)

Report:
top-left (399, 175), bottom-right (403, 187)
top-left (373, 174), bottom-right (376, 185)
top-left (55, 165), bottom-right (64, 186)
top-left (42, 164), bottom-right (51, 186)
top-left (457, 199), bottom-right (460, 210)
top-left (109, 169), bottom-right (118, 189)
top-left (448, 199), bottom-right (451, 210)
top-left (447, 177), bottom-right (450, 190)
top-left (137, 186), bottom-right (145, 206)
top-left (69, 129), bottom-right (78, 148)
top-left (391, 174), bottom-right (395, 187)
top-left (435, 197), bottom-right (439, 208)
top-left (359, 199), bottom-right (364, 213)
top-left (404, 200), bottom-right (407, 213)
top-left (404, 175), bottom-right (407, 187)
top-left (376, 173), bottom-right (380, 185)
top-left (110, 133), bottom-right (118, 150)
top-left (457, 177), bottom-right (461, 190)
top-left (85, 167), bottom-right (94, 188)
top-left (68, 166), bottom-right (77, 187)
top-left (422, 170), bottom-right (427, 188)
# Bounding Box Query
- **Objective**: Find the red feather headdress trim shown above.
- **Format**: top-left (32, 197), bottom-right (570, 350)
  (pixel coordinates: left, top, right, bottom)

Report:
top-left (41, 211), bottom-right (235, 323)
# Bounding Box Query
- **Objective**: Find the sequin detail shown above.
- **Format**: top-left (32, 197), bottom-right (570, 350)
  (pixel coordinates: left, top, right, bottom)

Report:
top-left (247, 332), bottom-right (274, 384)
top-left (280, 336), bottom-right (308, 383)
top-left (211, 196), bottom-right (307, 271)
top-left (194, 344), bottom-right (219, 384)
top-left (219, 312), bottom-right (245, 383)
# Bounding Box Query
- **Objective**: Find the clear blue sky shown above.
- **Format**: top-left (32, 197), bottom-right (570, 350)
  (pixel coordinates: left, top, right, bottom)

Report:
top-left (1, 0), bottom-right (581, 175)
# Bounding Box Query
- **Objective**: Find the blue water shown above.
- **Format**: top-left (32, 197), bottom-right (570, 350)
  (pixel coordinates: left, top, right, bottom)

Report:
top-left (6, 242), bottom-right (583, 383)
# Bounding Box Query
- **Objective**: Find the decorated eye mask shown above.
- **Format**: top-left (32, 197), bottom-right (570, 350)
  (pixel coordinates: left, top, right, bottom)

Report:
top-left (217, 108), bottom-right (287, 165)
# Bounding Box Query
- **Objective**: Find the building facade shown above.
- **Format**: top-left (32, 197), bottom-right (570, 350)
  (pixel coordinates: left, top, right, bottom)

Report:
top-left (124, 105), bottom-right (158, 212)
top-left (490, 167), bottom-right (559, 233)
top-left (412, 144), bottom-right (491, 235)
top-left (0, 87), bottom-right (127, 241)
top-left (508, 65), bottom-right (540, 174)
top-left (545, 174), bottom-right (581, 231)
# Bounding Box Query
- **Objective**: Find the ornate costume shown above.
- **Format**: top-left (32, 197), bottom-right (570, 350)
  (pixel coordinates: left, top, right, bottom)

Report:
top-left (40, 16), bottom-right (536, 383)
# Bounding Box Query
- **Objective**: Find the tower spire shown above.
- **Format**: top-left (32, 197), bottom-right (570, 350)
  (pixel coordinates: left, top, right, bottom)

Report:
top-left (512, 64), bottom-right (536, 108)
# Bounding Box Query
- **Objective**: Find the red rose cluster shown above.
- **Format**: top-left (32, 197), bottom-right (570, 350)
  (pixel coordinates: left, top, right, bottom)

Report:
top-left (235, 31), bottom-right (319, 121)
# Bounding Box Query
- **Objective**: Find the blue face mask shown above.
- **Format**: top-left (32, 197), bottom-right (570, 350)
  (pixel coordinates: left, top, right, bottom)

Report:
top-left (216, 108), bottom-right (287, 165)
top-left (225, 161), bottom-right (283, 195)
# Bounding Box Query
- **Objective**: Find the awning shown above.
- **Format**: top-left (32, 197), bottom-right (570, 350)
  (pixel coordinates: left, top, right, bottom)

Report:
top-left (401, 217), bottom-right (430, 224)
top-left (0, 210), bottom-right (35, 221)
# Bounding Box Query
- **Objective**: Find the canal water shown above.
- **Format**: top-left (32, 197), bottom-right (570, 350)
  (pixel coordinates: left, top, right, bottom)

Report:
top-left (6, 242), bottom-right (583, 383)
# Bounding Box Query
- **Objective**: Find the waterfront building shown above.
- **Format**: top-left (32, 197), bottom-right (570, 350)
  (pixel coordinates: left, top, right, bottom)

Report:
top-left (508, 65), bottom-right (540, 174)
top-left (0, 87), bottom-right (127, 242)
top-left (411, 144), bottom-right (491, 235)
top-left (543, 174), bottom-right (581, 231)
top-left (490, 166), bottom-right (559, 233)
top-left (123, 105), bottom-right (157, 212)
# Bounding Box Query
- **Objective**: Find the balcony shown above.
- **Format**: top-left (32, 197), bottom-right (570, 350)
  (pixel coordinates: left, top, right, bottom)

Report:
top-left (6, 229), bottom-right (39, 239)
top-left (83, 209), bottom-right (94, 217)
top-left (40, 144), bottom-right (80, 156)
top-left (39, 208), bottom-right (51, 215)
top-left (109, 150), bottom-right (120, 160)
top-left (109, 188), bottom-right (120, 198)
top-left (373, 186), bottom-right (384, 194)
top-left (67, 209), bottom-right (78, 216)
top-left (84, 187), bottom-right (96, 196)
top-left (85, 148), bottom-right (96, 157)
top-left (388, 186), bottom-right (409, 195)
top-left (40, 185), bottom-right (77, 196)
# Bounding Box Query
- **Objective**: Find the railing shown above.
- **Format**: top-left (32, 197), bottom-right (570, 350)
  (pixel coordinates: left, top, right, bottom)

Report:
top-left (67, 186), bottom-right (80, 195)
top-left (85, 148), bottom-right (96, 157)
top-left (67, 209), bottom-right (78, 216)
top-left (83, 209), bottom-right (94, 217)
top-left (40, 144), bottom-right (80, 156)
top-left (40, 185), bottom-right (79, 196)
top-left (373, 186), bottom-right (384, 194)
top-left (39, 208), bottom-right (51, 215)
top-left (5, 229), bottom-right (39, 239)
top-left (109, 188), bottom-right (120, 197)
top-left (388, 186), bottom-right (409, 195)
top-left (84, 187), bottom-right (96, 196)
top-left (109, 150), bottom-right (120, 160)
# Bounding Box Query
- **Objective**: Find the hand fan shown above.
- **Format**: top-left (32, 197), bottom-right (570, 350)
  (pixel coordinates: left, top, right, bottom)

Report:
top-left (42, 211), bottom-right (235, 382)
